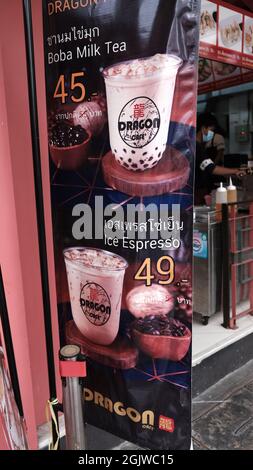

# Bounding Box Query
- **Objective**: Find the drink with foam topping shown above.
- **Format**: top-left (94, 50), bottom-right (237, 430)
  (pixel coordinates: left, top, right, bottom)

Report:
top-left (64, 247), bottom-right (128, 345)
top-left (103, 54), bottom-right (182, 171)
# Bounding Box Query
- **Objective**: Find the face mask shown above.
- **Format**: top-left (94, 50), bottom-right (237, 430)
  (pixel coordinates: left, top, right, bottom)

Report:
top-left (203, 130), bottom-right (214, 143)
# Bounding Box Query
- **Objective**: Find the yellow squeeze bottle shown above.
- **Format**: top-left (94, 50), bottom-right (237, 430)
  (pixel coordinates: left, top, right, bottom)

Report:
top-left (227, 177), bottom-right (237, 203)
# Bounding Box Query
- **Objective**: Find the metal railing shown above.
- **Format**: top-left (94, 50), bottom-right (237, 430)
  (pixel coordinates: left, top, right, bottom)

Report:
top-left (222, 201), bottom-right (253, 329)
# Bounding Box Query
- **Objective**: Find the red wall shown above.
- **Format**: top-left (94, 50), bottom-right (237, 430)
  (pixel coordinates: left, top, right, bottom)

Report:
top-left (0, 0), bottom-right (61, 449)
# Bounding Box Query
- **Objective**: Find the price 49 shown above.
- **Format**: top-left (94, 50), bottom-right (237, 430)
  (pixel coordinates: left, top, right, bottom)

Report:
top-left (53, 72), bottom-right (86, 104)
top-left (134, 256), bottom-right (175, 287)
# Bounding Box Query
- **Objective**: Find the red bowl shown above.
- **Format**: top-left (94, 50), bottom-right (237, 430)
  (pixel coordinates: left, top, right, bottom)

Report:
top-left (49, 130), bottom-right (91, 171)
top-left (131, 324), bottom-right (191, 362)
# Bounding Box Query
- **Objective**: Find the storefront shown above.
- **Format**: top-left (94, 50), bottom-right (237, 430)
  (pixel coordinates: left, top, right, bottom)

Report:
top-left (193, 0), bottom-right (253, 396)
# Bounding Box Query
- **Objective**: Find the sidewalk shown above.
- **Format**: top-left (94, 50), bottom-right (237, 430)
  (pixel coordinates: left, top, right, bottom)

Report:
top-left (193, 359), bottom-right (253, 450)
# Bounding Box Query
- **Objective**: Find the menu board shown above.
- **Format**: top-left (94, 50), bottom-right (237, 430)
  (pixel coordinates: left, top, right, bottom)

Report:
top-left (200, 0), bottom-right (253, 70)
top-left (198, 58), bottom-right (253, 94)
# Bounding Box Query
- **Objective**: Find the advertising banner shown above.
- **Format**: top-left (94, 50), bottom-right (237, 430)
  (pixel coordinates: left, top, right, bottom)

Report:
top-left (200, 0), bottom-right (253, 70)
top-left (42, 0), bottom-right (200, 450)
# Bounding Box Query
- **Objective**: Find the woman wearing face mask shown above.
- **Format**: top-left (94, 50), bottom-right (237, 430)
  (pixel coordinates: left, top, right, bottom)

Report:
top-left (195, 113), bottom-right (244, 205)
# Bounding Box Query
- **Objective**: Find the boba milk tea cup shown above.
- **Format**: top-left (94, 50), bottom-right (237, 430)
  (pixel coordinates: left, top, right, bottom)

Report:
top-left (64, 247), bottom-right (128, 346)
top-left (103, 53), bottom-right (182, 171)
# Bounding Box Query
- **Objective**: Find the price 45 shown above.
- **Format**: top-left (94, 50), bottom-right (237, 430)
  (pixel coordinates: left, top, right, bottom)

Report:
top-left (53, 72), bottom-right (86, 104)
top-left (134, 256), bottom-right (175, 287)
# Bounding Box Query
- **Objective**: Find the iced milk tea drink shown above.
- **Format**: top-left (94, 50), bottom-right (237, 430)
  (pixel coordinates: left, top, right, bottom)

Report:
top-left (103, 53), bottom-right (182, 171)
top-left (64, 247), bottom-right (128, 345)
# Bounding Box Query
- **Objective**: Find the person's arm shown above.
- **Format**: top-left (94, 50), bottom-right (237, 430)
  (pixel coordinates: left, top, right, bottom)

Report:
top-left (212, 166), bottom-right (244, 177)
top-left (199, 155), bottom-right (245, 178)
top-left (197, 143), bottom-right (245, 178)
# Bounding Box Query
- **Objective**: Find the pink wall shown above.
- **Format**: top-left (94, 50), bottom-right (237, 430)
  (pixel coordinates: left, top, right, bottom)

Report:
top-left (0, 0), bottom-right (61, 448)
top-left (0, 48), bottom-right (38, 449)
top-left (0, 417), bottom-right (9, 450)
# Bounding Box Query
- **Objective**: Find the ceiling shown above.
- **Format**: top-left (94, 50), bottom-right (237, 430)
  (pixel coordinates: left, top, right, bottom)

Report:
top-left (227, 0), bottom-right (253, 12)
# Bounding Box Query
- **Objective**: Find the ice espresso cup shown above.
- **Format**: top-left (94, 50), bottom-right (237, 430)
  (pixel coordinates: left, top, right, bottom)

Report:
top-left (103, 53), bottom-right (182, 171)
top-left (63, 247), bottom-right (128, 346)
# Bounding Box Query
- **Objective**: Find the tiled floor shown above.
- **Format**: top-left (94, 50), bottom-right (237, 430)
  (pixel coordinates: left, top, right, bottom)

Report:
top-left (193, 302), bottom-right (253, 366)
top-left (192, 359), bottom-right (253, 450)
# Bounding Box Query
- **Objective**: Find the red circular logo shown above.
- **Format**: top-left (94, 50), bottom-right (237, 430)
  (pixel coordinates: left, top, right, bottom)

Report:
top-left (118, 96), bottom-right (160, 148)
top-left (80, 282), bottom-right (111, 326)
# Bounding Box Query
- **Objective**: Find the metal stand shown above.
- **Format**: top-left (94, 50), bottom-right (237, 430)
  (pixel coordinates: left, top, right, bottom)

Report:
top-left (59, 345), bottom-right (87, 450)
top-left (222, 203), bottom-right (231, 329)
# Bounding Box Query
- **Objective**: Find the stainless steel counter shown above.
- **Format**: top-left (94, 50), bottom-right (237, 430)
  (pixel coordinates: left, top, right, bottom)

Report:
top-left (193, 207), bottom-right (222, 325)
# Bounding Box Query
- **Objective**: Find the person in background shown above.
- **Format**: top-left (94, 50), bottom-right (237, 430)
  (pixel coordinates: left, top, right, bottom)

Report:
top-left (195, 113), bottom-right (244, 205)
top-left (198, 112), bottom-right (225, 165)
top-left (204, 113), bottom-right (226, 165)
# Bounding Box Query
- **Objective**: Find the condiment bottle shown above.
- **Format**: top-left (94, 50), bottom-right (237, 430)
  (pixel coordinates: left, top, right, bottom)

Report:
top-left (227, 177), bottom-right (237, 216)
top-left (227, 177), bottom-right (237, 203)
top-left (216, 182), bottom-right (227, 222)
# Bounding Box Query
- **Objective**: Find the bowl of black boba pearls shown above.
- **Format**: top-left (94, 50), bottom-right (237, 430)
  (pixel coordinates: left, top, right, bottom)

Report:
top-left (49, 123), bottom-right (91, 170)
top-left (131, 314), bottom-right (191, 361)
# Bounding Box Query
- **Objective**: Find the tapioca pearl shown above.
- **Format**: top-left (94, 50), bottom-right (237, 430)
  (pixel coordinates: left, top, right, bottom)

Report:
top-left (131, 150), bottom-right (136, 154)
top-left (123, 162), bottom-right (129, 168)
top-left (128, 158), bottom-right (132, 163)
top-left (142, 152), bottom-right (148, 156)
top-left (119, 156), bottom-right (123, 161)
top-left (148, 156), bottom-right (153, 161)
top-left (158, 152), bottom-right (161, 158)
top-left (132, 163), bottom-right (138, 169)
top-left (155, 147), bottom-right (158, 151)
top-left (123, 148), bottom-right (127, 153)
top-left (114, 149), bottom-right (117, 153)
top-left (143, 164), bottom-right (149, 169)
top-left (139, 160), bottom-right (144, 164)
top-left (151, 161), bottom-right (157, 167)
